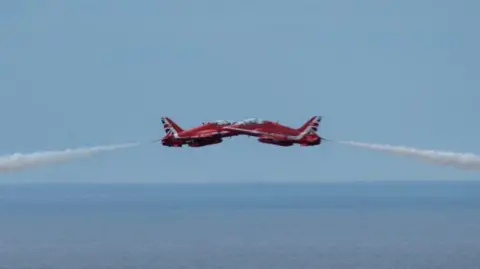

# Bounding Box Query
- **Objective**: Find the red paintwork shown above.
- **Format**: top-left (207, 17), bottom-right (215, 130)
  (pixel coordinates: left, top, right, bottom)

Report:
top-left (224, 116), bottom-right (323, 147)
top-left (160, 117), bottom-right (240, 148)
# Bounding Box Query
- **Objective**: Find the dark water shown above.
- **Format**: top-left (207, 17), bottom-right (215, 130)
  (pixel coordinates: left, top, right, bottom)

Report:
top-left (0, 181), bottom-right (479, 268)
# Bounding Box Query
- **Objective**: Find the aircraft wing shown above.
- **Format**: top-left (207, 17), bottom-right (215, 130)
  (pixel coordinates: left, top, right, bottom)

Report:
top-left (225, 127), bottom-right (279, 137)
top-left (226, 126), bottom-right (299, 140)
top-left (258, 134), bottom-right (281, 140)
top-left (175, 130), bottom-right (229, 139)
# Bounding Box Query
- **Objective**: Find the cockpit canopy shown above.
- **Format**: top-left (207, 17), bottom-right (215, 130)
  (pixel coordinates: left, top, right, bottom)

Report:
top-left (235, 118), bottom-right (265, 125)
top-left (203, 120), bottom-right (234, 125)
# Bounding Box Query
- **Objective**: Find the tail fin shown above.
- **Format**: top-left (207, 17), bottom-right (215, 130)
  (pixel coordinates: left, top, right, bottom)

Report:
top-left (161, 117), bottom-right (183, 136)
top-left (297, 116), bottom-right (321, 134)
top-left (290, 116), bottom-right (322, 140)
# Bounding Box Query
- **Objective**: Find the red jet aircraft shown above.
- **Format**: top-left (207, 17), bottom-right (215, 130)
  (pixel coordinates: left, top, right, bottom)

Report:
top-left (159, 117), bottom-right (239, 147)
top-left (223, 116), bottom-right (326, 147)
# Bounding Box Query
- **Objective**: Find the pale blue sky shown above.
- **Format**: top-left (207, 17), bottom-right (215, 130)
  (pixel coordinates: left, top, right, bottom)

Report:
top-left (1, 0), bottom-right (479, 183)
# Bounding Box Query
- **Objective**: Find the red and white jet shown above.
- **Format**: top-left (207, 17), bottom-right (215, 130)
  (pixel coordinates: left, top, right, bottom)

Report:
top-left (223, 116), bottom-right (326, 147)
top-left (159, 117), bottom-right (239, 147)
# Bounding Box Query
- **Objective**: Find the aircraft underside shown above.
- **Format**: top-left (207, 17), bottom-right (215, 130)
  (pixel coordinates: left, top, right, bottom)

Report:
top-left (187, 137), bottom-right (222, 147)
top-left (162, 137), bottom-right (223, 148)
top-left (257, 136), bottom-right (321, 147)
top-left (257, 137), bottom-right (294, 146)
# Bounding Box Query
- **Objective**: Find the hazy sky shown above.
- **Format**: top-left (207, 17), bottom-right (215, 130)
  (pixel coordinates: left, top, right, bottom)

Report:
top-left (1, 0), bottom-right (479, 182)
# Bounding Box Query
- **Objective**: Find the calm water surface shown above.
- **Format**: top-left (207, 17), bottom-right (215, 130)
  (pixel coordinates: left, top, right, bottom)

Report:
top-left (0, 181), bottom-right (479, 268)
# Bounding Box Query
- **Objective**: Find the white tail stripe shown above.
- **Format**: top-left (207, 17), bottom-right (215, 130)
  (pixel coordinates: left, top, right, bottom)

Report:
top-left (290, 116), bottom-right (321, 140)
top-left (161, 117), bottom-right (179, 138)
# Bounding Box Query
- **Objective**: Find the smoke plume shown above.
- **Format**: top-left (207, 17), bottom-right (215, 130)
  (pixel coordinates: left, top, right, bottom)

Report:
top-left (0, 142), bottom-right (138, 173)
top-left (341, 141), bottom-right (480, 171)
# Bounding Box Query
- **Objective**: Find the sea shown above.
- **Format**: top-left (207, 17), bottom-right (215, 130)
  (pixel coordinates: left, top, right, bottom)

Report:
top-left (0, 181), bottom-right (479, 268)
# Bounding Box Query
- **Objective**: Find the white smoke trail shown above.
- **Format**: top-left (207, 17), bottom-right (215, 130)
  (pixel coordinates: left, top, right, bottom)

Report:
top-left (340, 140), bottom-right (480, 170)
top-left (0, 142), bottom-right (139, 172)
